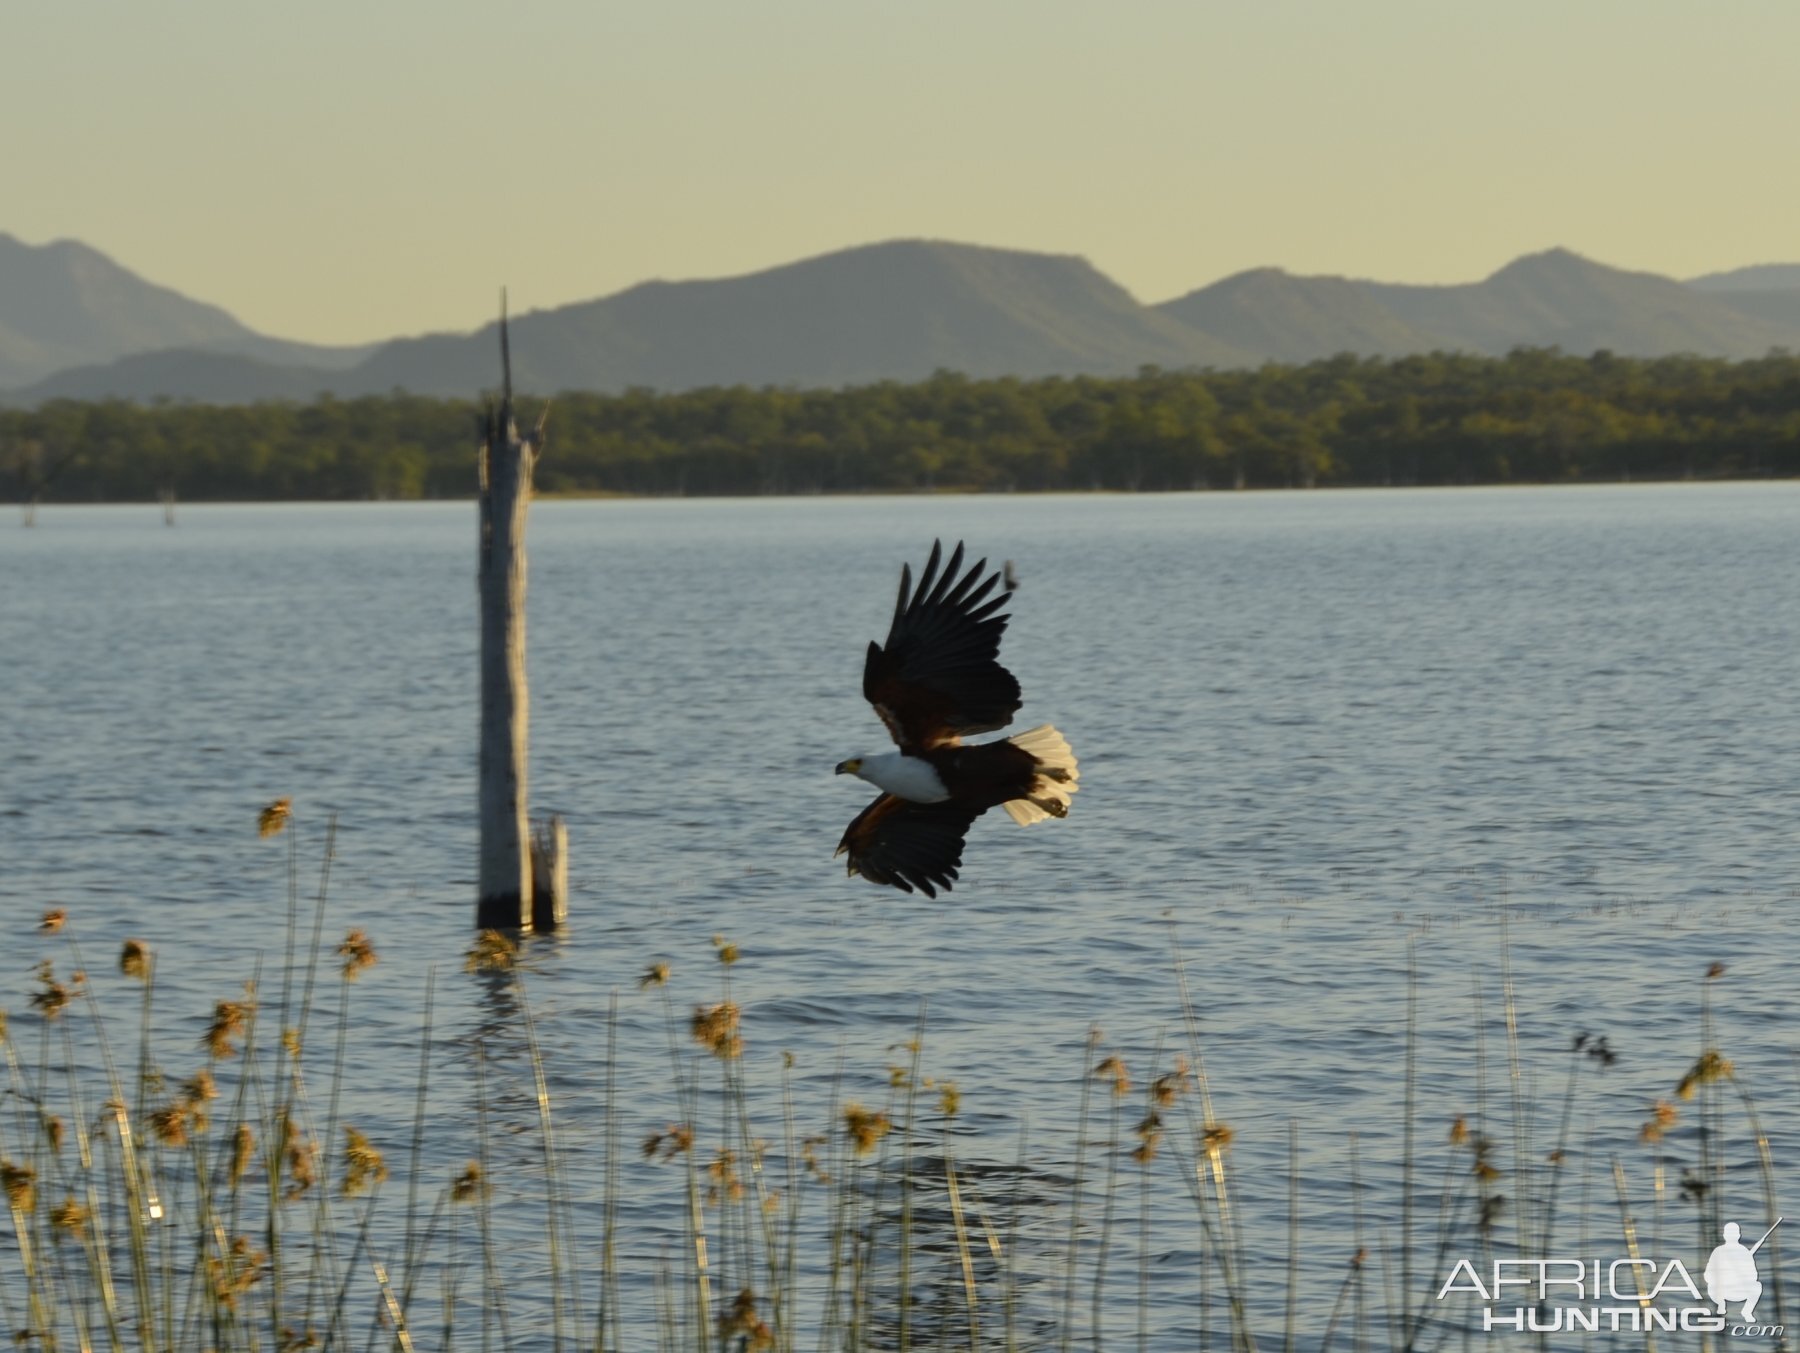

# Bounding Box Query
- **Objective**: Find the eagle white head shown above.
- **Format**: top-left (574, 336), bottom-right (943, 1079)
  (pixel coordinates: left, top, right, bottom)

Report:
top-left (834, 752), bottom-right (950, 803)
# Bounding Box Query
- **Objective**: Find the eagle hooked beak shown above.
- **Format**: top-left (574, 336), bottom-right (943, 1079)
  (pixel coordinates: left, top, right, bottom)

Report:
top-left (835, 758), bottom-right (862, 776)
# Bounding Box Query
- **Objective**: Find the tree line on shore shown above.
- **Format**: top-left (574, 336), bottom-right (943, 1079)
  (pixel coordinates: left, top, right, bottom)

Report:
top-left (6, 347), bottom-right (1800, 504)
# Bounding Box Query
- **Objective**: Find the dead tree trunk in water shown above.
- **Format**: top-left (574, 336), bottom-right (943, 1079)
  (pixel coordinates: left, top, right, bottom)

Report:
top-left (13, 439), bottom-right (73, 528)
top-left (476, 302), bottom-right (561, 929)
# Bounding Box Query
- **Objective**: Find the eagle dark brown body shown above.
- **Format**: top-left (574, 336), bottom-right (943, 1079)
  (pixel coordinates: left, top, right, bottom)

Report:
top-left (834, 541), bottom-right (1080, 897)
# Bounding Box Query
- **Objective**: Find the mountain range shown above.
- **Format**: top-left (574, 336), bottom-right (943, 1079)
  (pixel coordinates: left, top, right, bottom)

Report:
top-left (4, 231), bottom-right (1799, 406)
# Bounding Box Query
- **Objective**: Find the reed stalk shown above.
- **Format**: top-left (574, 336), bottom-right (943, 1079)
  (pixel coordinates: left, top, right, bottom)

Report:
top-left (1400, 940), bottom-right (1416, 1352)
top-left (596, 990), bottom-right (622, 1353)
top-left (942, 1128), bottom-right (978, 1352)
top-left (1058, 1026), bottom-right (1099, 1353)
top-left (896, 1006), bottom-right (927, 1352)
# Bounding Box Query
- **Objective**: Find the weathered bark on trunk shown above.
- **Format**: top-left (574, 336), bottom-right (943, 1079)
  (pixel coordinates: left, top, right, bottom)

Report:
top-left (476, 309), bottom-right (547, 929)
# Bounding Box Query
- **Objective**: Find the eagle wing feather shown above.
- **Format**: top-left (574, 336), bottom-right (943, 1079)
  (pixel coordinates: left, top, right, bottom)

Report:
top-left (835, 793), bottom-right (982, 898)
top-left (862, 539), bottom-right (1022, 751)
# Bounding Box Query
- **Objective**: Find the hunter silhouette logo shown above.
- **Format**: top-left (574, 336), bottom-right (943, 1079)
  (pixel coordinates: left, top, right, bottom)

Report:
top-left (1705, 1220), bottom-right (1780, 1324)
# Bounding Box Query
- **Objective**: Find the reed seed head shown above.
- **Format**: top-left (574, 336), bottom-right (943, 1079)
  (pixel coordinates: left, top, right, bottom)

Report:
top-left (231, 1124), bottom-right (256, 1186)
top-left (205, 999), bottom-right (252, 1059)
top-left (638, 961), bottom-right (671, 988)
top-left (1706, 961), bottom-right (1726, 980)
top-left (1449, 1116), bottom-right (1469, 1146)
top-left (284, 1145), bottom-right (318, 1201)
top-left (451, 1161), bottom-right (485, 1203)
top-left (1133, 1105), bottom-right (1166, 1165)
top-left (464, 929), bottom-right (517, 973)
top-left (1676, 1049), bottom-right (1733, 1100)
top-left (150, 1103), bottom-right (191, 1148)
top-left (1094, 1054), bottom-right (1130, 1099)
top-left (719, 1288), bottom-right (773, 1351)
top-left (39, 908), bottom-right (66, 935)
top-left (30, 961), bottom-right (69, 1021)
top-left (180, 1069), bottom-right (218, 1134)
top-left (1, 1161), bottom-right (35, 1213)
top-left (1201, 1123), bottom-right (1234, 1156)
top-left (691, 1002), bottom-right (743, 1059)
top-left (938, 1080), bottom-right (960, 1119)
top-left (706, 1149), bottom-right (744, 1205)
top-left (1583, 1035), bottom-right (1617, 1068)
top-left (43, 1116), bottom-right (64, 1154)
top-left (1639, 1097), bottom-right (1680, 1142)
top-left (843, 1103), bottom-right (891, 1156)
top-left (643, 1123), bottom-right (696, 1161)
top-left (279, 1113), bottom-right (317, 1200)
top-left (258, 798), bottom-right (292, 838)
top-left (1153, 1060), bottom-right (1194, 1108)
top-left (711, 934), bottom-right (740, 966)
top-left (49, 1195), bottom-right (88, 1240)
top-left (336, 929), bottom-right (377, 981)
top-left (208, 1234), bottom-right (268, 1312)
top-left (341, 1126), bottom-right (388, 1197)
top-left (120, 939), bottom-right (150, 981)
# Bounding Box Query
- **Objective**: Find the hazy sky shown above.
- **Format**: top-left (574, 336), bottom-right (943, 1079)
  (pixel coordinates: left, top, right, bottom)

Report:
top-left (10, 1), bottom-right (1797, 344)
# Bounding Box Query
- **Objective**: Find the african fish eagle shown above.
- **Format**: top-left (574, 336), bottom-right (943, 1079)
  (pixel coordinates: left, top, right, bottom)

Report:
top-left (834, 540), bottom-right (1080, 896)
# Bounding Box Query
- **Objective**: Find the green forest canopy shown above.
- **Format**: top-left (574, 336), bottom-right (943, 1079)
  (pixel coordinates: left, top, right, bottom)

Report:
top-left (6, 347), bottom-right (1800, 503)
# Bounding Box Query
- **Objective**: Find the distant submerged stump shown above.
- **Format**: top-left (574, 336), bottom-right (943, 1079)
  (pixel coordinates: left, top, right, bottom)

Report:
top-left (476, 300), bottom-right (565, 930)
top-left (530, 815), bottom-right (568, 930)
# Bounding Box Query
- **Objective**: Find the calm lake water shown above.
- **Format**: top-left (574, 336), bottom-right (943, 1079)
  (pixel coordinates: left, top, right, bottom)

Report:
top-left (5, 485), bottom-right (1799, 1347)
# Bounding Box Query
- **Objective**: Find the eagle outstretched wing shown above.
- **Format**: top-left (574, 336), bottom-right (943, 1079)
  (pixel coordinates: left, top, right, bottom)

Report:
top-left (835, 793), bottom-right (982, 898)
top-left (863, 540), bottom-right (1021, 752)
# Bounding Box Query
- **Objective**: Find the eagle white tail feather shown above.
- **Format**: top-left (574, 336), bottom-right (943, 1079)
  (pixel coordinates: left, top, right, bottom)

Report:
top-left (1002, 724), bottom-right (1080, 825)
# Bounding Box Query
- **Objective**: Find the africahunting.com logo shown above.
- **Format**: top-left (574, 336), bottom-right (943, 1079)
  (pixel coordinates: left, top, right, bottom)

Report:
top-left (1436, 1218), bottom-right (1783, 1337)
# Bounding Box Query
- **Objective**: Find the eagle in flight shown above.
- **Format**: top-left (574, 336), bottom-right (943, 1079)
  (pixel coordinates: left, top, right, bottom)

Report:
top-left (834, 541), bottom-right (1080, 896)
